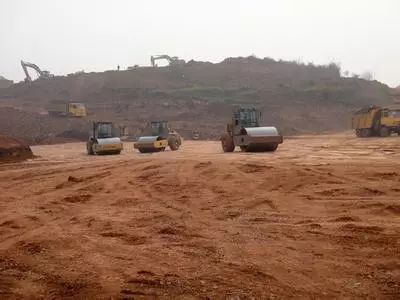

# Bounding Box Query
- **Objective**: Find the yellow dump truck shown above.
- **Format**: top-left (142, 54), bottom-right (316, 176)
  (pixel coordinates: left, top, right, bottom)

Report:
top-left (352, 106), bottom-right (400, 137)
top-left (48, 102), bottom-right (87, 117)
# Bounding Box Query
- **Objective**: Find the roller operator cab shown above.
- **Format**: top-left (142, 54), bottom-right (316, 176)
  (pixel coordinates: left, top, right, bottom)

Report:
top-left (87, 122), bottom-right (123, 155)
top-left (352, 106), bottom-right (400, 137)
top-left (221, 107), bottom-right (283, 152)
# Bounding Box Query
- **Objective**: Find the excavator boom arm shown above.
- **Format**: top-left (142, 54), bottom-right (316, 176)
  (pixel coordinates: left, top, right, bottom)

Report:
top-left (20, 60), bottom-right (52, 82)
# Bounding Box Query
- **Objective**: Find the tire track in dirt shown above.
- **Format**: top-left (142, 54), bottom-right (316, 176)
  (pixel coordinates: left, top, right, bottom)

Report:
top-left (0, 139), bottom-right (400, 298)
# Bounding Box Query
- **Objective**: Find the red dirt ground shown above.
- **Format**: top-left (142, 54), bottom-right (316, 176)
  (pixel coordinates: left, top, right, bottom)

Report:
top-left (0, 135), bottom-right (399, 298)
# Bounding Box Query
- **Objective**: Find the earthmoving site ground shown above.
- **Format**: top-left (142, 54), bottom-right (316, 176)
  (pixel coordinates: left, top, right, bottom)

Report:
top-left (0, 136), bottom-right (399, 298)
top-left (1, 57), bottom-right (400, 298)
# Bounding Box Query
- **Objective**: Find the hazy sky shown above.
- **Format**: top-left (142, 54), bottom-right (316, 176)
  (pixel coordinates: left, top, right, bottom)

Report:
top-left (1, 0), bottom-right (399, 86)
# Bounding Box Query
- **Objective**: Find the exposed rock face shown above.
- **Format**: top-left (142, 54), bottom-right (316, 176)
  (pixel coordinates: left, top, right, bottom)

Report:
top-left (0, 134), bottom-right (33, 162)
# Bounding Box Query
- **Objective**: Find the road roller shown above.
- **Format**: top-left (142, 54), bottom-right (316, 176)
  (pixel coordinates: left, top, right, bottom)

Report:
top-left (134, 121), bottom-right (182, 153)
top-left (87, 121), bottom-right (123, 155)
top-left (221, 107), bottom-right (283, 152)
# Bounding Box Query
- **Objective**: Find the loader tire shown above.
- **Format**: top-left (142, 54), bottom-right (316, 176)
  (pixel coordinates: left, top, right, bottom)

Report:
top-left (379, 127), bottom-right (390, 137)
top-left (168, 136), bottom-right (180, 151)
top-left (221, 133), bottom-right (235, 152)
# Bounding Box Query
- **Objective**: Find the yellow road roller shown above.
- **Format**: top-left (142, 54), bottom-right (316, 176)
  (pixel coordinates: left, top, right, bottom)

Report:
top-left (221, 107), bottom-right (283, 152)
top-left (134, 121), bottom-right (182, 153)
top-left (87, 122), bottom-right (123, 155)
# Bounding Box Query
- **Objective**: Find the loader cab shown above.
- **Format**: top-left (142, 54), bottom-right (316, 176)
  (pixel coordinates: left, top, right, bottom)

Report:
top-left (150, 121), bottom-right (170, 138)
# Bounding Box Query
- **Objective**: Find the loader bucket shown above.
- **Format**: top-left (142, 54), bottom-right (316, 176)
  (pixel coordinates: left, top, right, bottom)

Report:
top-left (237, 127), bottom-right (283, 152)
top-left (134, 136), bottom-right (168, 153)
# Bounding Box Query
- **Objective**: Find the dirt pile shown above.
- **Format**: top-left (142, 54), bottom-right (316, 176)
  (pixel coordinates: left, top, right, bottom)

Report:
top-left (0, 76), bottom-right (13, 89)
top-left (0, 134), bottom-right (33, 162)
top-left (0, 56), bottom-right (395, 142)
top-left (0, 107), bottom-right (90, 144)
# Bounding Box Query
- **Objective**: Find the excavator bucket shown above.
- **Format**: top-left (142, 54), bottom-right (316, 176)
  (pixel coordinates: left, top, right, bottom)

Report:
top-left (237, 127), bottom-right (283, 152)
top-left (134, 136), bottom-right (168, 153)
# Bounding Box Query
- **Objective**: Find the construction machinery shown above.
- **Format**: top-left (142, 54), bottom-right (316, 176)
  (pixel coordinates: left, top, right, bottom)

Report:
top-left (48, 102), bottom-right (87, 117)
top-left (352, 105), bottom-right (400, 137)
top-left (221, 107), bottom-right (283, 152)
top-left (150, 55), bottom-right (185, 67)
top-left (21, 60), bottom-right (53, 82)
top-left (87, 122), bottom-right (123, 155)
top-left (134, 121), bottom-right (182, 153)
top-left (192, 131), bottom-right (200, 140)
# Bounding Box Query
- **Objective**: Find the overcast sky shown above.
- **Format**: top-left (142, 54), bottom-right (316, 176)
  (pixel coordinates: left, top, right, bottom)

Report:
top-left (1, 0), bottom-right (399, 86)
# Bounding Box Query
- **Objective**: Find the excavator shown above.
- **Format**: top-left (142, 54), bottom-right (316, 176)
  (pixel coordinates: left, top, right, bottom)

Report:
top-left (150, 55), bottom-right (185, 67)
top-left (21, 60), bottom-right (53, 82)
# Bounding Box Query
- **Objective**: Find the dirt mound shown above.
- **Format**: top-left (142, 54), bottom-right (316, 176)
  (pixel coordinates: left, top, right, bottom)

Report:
top-left (0, 134), bottom-right (33, 162)
top-left (0, 107), bottom-right (89, 144)
top-left (0, 76), bottom-right (13, 89)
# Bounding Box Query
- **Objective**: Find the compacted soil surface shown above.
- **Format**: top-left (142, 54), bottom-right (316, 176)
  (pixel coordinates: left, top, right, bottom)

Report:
top-left (0, 134), bottom-right (399, 298)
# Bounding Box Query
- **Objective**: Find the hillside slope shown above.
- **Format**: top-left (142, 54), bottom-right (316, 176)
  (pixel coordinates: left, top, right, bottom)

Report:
top-left (0, 56), bottom-right (393, 143)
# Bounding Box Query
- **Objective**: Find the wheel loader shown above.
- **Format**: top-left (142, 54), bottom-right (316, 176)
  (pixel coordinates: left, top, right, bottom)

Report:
top-left (134, 121), bottom-right (182, 153)
top-left (352, 106), bottom-right (400, 137)
top-left (221, 107), bottom-right (283, 152)
top-left (87, 122), bottom-right (123, 155)
top-left (48, 102), bottom-right (87, 117)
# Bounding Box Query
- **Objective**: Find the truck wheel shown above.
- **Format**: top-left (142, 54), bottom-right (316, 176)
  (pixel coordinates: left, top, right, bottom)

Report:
top-left (379, 127), bottom-right (390, 137)
top-left (221, 133), bottom-right (235, 152)
top-left (355, 129), bottom-right (361, 137)
top-left (360, 128), bottom-right (371, 137)
top-left (168, 136), bottom-right (180, 151)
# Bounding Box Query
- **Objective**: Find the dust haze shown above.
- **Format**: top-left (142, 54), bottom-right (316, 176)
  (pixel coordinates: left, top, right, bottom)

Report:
top-left (0, 1), bottom-right (399, 298)
top-left (1, 0), bottom-right (400, 86)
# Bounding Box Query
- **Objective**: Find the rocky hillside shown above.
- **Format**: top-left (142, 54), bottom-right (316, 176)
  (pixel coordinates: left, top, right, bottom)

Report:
top-left (0, 56), bottom-right (394, 143)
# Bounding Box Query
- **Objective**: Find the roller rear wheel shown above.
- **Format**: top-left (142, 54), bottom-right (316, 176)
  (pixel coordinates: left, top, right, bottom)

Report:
top-left (221, 133), bottom-right (235, 152)
top-left (168, 136), bottom-right (180, 151)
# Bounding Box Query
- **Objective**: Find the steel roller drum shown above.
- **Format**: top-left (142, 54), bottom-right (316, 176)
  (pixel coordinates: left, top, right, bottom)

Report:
top-left (240, 127), bottom-right (283, 152)
top-left (136, 136), bottom-right (162, 146)
top-left (97, 137), bottom-right (122, 145)
top-left (242, 127), bottom-right (280, 137)
top-left (135, 136), bottom-right (167, 153)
